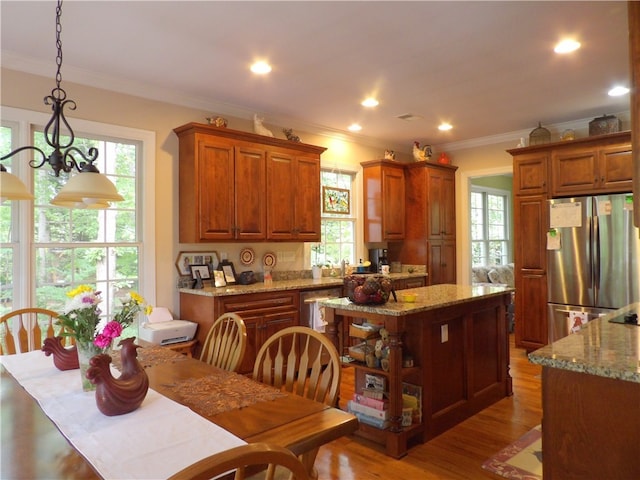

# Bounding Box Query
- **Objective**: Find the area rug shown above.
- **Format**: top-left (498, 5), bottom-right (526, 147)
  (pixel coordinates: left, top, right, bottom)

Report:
top-left (481, 425), bottom-right (542, 480)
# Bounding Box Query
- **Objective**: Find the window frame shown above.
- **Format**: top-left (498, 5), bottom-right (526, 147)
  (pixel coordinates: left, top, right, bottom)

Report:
top-left (308, 167), bottom-right (358, 269)
top-left (0, 105), bottom-right (157, 310)
top-left (470, 185), bottom-right (512, 266)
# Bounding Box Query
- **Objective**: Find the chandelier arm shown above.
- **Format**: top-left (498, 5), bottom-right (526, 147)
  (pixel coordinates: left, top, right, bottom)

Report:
top-left (64, 146), bottom-right (100, 173)
top-left (0, 145), bottom-right (49, 169)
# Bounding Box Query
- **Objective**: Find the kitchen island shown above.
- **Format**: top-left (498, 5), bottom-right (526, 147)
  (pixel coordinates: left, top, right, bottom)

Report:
top-left (528, 303), bottom-right (640, 480)
top-left (319, 284), bottom-right (513, 458)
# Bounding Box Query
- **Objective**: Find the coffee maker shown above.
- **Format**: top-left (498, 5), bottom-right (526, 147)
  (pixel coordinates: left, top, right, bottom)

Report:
top-left (368, 248), bottom-right (388, 273)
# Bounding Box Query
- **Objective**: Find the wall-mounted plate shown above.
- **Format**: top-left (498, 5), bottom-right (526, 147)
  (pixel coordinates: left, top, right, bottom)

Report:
top-left (240, 247), bottom-right (255, 266)
top-left (263, 252), bottom-right (277, 268)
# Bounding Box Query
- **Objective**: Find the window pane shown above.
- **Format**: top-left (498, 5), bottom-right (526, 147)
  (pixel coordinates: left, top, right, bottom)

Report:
top-left (314, 170), bottom-right (355, 268)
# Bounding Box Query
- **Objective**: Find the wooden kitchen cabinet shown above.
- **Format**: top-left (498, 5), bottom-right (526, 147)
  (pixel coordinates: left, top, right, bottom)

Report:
top-left (391, 162), bottom-right (458, 285)
top-left (174, 123), bottom-right (325, 243)
top-left (550, 132), bottom-right (632, 197)
top-left (361, 160), bottom-right (406, 242)
top-left (513, 151), bottom-right (548, 195)
top-left (267, 151), bottom-right (321, 241)
top-left (509, 132), bottom-right (632, 351)
top-left (513, 194), bottom-right (548, 351)
top-left (179, 290), bottom-right (299, 374)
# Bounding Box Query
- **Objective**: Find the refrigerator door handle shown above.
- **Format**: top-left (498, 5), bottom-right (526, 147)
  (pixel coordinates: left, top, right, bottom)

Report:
top-left (592, 204), bottom-right (600, 299)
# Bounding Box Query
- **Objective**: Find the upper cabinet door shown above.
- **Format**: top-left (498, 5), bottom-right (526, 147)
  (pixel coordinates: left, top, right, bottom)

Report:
top-left (234, 146), bottom-right (267, 240)
top-left (513, 151), bottom-right (549, 196)
top-left (361, 160), bottom-right (405, 243)
top-left (266, 152), bottom-right (321, 241)
top-left (293, 155), bottom-right (321, 241)
top-left (194, 137), bottom-right (235, 241)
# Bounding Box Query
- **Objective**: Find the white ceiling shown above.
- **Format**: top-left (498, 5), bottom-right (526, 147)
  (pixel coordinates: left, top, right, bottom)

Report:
top-left (1, 1), bottom-right (632, 152)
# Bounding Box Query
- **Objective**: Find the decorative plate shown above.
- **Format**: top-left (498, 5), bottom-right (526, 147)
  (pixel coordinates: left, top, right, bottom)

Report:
top-left (239, 247), bottom-right (255, 266)
top-left (263, 252), bottom-right (277, 268)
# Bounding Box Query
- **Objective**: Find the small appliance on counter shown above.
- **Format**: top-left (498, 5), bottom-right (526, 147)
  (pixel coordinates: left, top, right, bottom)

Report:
top-left (368, 248), bottom-right (389, 274)
top-left (138, 307), bottom-right (197, 345)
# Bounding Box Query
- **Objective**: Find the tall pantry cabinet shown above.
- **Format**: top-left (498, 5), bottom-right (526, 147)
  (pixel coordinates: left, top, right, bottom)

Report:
top-left (389, 162), bottom-right (458, 285)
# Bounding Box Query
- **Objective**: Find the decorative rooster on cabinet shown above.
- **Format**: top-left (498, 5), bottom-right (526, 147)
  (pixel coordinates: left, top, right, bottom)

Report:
top-left (413, 141), bottom-right (432, 162)
top-left (86, 337), bottom-right (149, 416)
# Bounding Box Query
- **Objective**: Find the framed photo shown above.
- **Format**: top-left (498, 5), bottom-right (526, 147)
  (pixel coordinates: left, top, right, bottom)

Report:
top-left (190, 264), bottom-right (211, 280)
top-left (214, 270), bottom-right (226, 287)
top-left (322, 186), bottom-right (350, 214)
top-left (218, 260), bottom-right (237, 284)
top-left (175, 251), bottom-right (219, 276)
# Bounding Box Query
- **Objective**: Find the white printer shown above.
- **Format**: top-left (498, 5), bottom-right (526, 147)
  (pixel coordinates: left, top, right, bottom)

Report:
top-left (138, 307), bottom-right (197, 345)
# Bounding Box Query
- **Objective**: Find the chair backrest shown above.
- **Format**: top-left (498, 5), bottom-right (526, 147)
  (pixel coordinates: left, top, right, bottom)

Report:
top-left (252, 326), bottom-right (341, 406)
top-left (167, 442), bottom-right (310, 480)
top-left (0, 308), bottom-right (62, 355)
top-left (199, 313), bottom-right (247, 372)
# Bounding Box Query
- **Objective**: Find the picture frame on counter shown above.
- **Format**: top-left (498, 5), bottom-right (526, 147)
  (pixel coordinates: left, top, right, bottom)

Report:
top-left (175, 251), bottom-right (219, 276)
top-left (190, 264), bottom-right (211, 280)
top-left (218, 260), bottom-right (237, 284)
top-left (214, 270), bottom-right (226, 287)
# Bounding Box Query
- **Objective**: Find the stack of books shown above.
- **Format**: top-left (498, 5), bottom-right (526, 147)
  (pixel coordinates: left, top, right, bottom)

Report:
top-left (347, 374), bottom-right (390, 429)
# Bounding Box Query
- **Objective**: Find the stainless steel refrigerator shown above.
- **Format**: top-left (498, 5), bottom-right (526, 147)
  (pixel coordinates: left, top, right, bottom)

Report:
top-left (547, 193), bottom-right (640, 342)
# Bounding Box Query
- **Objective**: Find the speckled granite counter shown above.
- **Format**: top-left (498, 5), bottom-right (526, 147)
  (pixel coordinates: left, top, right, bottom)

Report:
top-left (528, 302), bottom-right (640, 479)
top-left (528, 302), bottom-right (640, 383)
top-left (179, 273), bottom-right (427, 297)
top-left (317, 283), bottom-right (513, 316)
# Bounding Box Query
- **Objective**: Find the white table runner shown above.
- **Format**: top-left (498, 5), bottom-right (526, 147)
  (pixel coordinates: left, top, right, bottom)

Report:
top-left (1, 350), bottom-right (246, 479)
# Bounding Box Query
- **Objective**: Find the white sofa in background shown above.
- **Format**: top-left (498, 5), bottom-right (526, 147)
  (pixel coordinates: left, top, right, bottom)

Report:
top-left (472, 263), bottom-right (515, 331)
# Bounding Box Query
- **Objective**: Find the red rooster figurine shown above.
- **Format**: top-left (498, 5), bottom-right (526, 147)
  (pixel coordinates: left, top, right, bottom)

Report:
top-left (42, 336), bottom-right (79, 371)
top-left (86, 337), bottom-right (149, 416)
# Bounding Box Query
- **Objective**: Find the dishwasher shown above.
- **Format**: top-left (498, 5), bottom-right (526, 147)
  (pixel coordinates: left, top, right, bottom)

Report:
top-left (299, 287), bottom-right (343, 363)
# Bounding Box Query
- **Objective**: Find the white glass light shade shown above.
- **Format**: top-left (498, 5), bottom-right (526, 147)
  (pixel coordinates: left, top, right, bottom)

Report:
top-left (0, 169), bottom-right (34, 201)
top-left (51, 171), bottom-right (124, 209)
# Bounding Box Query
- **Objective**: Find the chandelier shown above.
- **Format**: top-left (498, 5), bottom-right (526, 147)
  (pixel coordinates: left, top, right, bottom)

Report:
top-left (0, 0), bottom-right (123, 209)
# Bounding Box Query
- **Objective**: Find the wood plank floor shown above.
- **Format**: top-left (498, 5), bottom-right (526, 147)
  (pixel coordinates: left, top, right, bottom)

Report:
top-left (314, 334), bottom-right (542, 479)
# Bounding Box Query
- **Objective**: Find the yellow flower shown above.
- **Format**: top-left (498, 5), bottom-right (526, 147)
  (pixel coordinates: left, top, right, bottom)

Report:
top-left (66, 284), bottom-right (93, 298)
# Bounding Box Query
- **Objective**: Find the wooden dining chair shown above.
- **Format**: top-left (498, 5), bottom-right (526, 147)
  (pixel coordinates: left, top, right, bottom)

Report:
top-left (0, 307), bottom-right (62, 355)
top-left (252, 326), bottom-right (341, 479)
top-left (199, 313), bottom-right (247, 372)
top-left (167, 442), bottom-right (310, 480)
top-left (253, 325), bottom-right (341, 406)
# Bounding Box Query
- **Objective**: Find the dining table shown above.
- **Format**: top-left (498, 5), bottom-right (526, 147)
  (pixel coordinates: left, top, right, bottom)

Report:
top-left (0, 342), bottom-right (358, 479)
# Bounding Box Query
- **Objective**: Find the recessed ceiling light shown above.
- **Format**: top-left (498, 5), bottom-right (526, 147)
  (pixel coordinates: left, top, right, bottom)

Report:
top-left (554, 39), bottom-right (581, 54)
top-left (250, 61), bottom-right (272, 74)
top-left (348, 123), bottom-right (362, 132)
top-left (438, 123), bottom-right (453, 131)
top-left (361, 97), bottom-right (379, 108)
top-left (608, 86), bottom-right (630, 96)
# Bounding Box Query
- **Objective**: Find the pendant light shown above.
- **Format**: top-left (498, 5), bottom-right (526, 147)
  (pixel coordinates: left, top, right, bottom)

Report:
top-left (0, 0), bottom-right (123, 208)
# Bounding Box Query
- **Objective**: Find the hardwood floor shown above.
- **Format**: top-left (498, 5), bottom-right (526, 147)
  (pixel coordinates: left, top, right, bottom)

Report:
top-left (314, 334), bottom-right (542, 479)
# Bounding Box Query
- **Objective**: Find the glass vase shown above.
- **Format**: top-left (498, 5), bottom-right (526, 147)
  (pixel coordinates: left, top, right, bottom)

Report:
top-left (76, 340), bottom-right (102, 392)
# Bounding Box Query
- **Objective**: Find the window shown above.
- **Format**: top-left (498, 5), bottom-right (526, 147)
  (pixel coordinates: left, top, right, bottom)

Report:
top-left (471, 187), bottom-right (511, 266)
top-left (311, 170), bottom-right (356, 268)
top-left (0, 107), bottom-right (155, 327)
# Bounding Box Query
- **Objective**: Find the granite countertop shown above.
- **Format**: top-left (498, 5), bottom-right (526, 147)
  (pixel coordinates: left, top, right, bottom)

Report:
top-left (178, 273), bottom-right (427, 297)
top-left (318, 284), bottom-right (513, 317)
top-left (528, 303), bottom-right (640, 383)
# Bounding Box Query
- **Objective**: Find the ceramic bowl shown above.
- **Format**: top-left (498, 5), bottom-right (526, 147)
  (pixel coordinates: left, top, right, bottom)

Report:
top-left (401, 293), bottom-right (417, 303)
